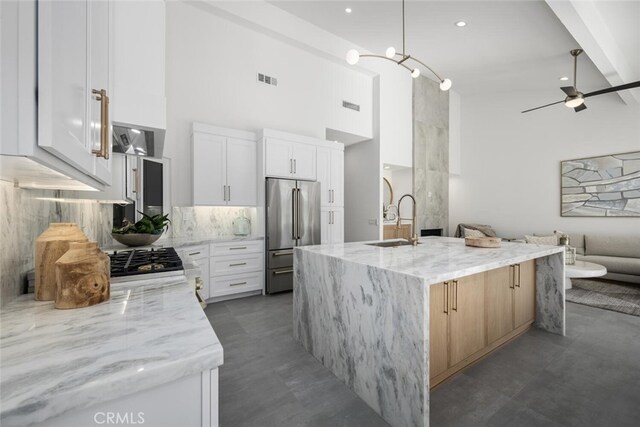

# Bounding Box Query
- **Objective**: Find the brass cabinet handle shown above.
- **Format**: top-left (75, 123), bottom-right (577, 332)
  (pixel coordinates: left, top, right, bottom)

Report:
top-left (444, 281), bottom-right (449, 314)
top-left (188, 251), bottom-right (201, 256)
top-left (509, 265), bottom-right (515, 289)
top-left (452, 280), bottom-right (458, 311)
top-left (229, 262), bottom-right (247, 267)
top-left (274, 269), bottom-right (293, 275)
top-left (229, 281), bottom-right (247, 287)
top-left (91, 89), bottom-right (109, 159)
top-left (515, 264), bottom-right (521, 288)
top-left (132, 168), bottom-right (139, 194)
top-left (229, 246), bottom-right (247, 250)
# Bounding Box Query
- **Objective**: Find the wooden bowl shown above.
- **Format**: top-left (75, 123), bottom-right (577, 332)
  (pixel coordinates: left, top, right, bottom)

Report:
top-left (465, 236), bottom-right (502, 248)
top-left (111, 233), bottom-right (163, 247)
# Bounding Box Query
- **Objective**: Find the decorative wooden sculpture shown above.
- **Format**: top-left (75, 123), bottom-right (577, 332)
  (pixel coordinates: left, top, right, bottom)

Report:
top-left (55, 241), bottom-right (110, 309)
top-left (35, 223), bottom-right (88, 301)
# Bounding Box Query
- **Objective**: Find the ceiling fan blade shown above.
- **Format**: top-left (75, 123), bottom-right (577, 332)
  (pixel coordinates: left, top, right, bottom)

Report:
top-left (574, 103), bottom-right (587, 112)
top-left (561, 86), bottom-right (577, 97)
top-left (584, 81), bottom-right (640, 98)
top-left (521, 100), bottom-right (564, 114)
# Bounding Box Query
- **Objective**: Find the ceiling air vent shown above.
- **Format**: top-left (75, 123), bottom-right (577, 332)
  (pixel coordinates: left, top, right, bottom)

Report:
top-left (257, 72), bottom-right (278, 87)
top-left (342, 101), bottom-right (360, 112)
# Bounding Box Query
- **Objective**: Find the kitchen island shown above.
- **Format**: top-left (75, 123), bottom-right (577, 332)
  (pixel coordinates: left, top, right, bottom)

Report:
top-left (293, 236), bottom-right (565, 427)
top-left (0, 267), bottom-right (222, 427)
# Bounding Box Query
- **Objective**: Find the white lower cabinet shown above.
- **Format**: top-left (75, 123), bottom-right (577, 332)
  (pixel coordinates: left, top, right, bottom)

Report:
top-left (209, 240), bottom-right (264, 301)
top-left (35, 369), bottom-right (219, 427)
top-left (321, 207), bottom-right (344, 244)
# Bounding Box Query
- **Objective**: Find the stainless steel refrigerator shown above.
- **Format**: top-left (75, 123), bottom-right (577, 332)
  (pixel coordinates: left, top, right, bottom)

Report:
top-left (265, 178), bottom-right (321, 293)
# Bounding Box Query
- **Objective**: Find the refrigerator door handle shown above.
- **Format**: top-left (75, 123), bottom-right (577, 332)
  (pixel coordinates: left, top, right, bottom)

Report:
top-left (291, 187), bottom-right (297, 240)
top-left (293, 188), bottom-right (300, 239)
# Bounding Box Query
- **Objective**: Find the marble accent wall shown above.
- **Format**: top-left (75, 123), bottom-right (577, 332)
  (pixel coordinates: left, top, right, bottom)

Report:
top-left (0, 181), bottom-right (113, 307)
top-left (171, 206), bottom-right (259, 239)
top-left (413, 76), bottom-right (450, 235)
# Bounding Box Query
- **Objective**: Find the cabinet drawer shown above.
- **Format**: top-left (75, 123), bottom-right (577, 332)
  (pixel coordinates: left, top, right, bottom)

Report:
top-left (180, 245), bottom-right (210, 261)
top-left (210, 253), bottom-right (263, 277)
top-left (210, 272), bottom-right (263, 297)
top-left (210, 240), bottom-right (263, 256)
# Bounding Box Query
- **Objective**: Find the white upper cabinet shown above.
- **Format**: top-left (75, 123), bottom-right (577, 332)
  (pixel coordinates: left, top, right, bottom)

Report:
top-left (264, 137), bottom-right (316, 181)
top-left (111, 0), bottom-right (166, 130)
top-left (226, 138), bottom-right (258, 206)
top-left (316, 145), bottom-right (344, 208)
top-left (264, 138), bottom-right (292, 178)
top-left (192, 124), bottom-right (257, 207)
top-left (193, 134), bottom-right (227, 206)
top-left (37, 0), bottom-right (112, 185)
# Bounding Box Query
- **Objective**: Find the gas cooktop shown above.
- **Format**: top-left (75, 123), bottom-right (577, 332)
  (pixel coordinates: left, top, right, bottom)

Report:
top-left (109, 247), bottom-right (183, 278)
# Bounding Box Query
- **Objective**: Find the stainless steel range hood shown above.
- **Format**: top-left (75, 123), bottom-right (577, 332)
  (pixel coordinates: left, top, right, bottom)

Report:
top-left (112, 124), bottom-right (166, 159)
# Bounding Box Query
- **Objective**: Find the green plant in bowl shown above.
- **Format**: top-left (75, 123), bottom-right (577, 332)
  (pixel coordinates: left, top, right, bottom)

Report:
top-left (111, 212), bottom-right (171, 247)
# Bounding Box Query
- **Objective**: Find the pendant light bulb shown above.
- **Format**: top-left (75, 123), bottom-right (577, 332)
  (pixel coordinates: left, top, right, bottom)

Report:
top-left (411, 68), bottom-right (421, 78)
top-left (565, 96), bottom-right (584, 108)
top-left (346, 49), bottom-right (360, 65)
top-left (385, 47), bottom-right (396, 59)
top-left (439, 78), bottom-right (452, 91)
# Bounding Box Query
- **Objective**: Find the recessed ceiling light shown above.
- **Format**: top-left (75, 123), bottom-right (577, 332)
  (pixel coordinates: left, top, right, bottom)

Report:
top-left (345, 7), bottom-right (352, 14)
top-left (455, 21), bottom-right (467, 27)
top-left (559, 76), bottom-right (569, 81)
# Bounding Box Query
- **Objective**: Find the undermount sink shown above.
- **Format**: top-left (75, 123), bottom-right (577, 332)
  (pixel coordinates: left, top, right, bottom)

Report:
top-left (366, 240), bottom-right (420, 248)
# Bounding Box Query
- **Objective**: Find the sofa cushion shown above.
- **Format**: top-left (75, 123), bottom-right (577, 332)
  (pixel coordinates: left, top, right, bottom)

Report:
top-left (579, 255), bottom-right (640, 276)
top-left (585, 235), bottom-right (640, 258)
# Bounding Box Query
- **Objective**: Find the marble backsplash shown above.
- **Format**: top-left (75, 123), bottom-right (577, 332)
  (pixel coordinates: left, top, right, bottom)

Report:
top-left (171, 206), bottom-right (258, 239)
top-left (0, 178), bottom-right (259, 307)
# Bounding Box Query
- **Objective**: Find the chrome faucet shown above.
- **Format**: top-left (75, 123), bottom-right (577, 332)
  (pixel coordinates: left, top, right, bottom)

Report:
top-left (397, 194), bottom-right (418, 246)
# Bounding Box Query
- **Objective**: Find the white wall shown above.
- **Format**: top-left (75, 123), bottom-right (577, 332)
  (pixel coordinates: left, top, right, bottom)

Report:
top-left (450, 91), bottom-right (640, 238)
top-left (345, 77), bottom-right (381, 242)
top-left (165, 1), bottom-right (372, 206)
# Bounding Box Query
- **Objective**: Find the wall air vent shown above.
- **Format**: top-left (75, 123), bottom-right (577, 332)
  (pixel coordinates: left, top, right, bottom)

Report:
top-left (342, 101), bottom-right (360, 112)
top-left (257, 73), bottom-right (278, 86)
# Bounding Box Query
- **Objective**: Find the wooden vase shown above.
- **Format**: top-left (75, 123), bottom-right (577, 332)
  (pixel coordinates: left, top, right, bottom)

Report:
top-left (35, 223), bottom-right (88, 301)
top-left (55, 241), bottom-right (110, 309)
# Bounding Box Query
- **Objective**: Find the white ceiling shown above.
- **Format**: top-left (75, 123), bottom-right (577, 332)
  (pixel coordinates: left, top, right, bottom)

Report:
top-left (268, 0), bottom-right (636, 98)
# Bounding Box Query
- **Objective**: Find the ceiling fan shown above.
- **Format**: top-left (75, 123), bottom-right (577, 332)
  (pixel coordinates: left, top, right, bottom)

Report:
top-left (522, 49), bottom-right (640, 113)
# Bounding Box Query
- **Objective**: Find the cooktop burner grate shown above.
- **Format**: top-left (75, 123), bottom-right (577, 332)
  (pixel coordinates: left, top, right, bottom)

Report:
top-left (109, 247), bottom-right (183, 277)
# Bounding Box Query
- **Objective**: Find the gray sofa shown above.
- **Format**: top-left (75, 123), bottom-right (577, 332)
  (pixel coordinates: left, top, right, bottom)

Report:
top-left (569, 234), bottom-right (640, 284)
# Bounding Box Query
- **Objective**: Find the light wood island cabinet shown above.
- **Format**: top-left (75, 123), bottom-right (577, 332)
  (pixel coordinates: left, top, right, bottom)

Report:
top-left (429, 260), bottom-right (537, 387)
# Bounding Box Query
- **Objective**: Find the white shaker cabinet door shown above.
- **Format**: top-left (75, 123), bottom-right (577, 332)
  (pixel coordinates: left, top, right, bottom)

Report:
top-left (330, 208), bottom-right (344, 244)
top-left (226, 138), bottom-right (257, 206)
top-left (292, 142), bottom-right (316, 181)
top-left (89, 0), bottom-right (112, 185)
top-left (320, 208), bottom-right (332, 244)
top-left (38, 0), bottom-right (94, 176)
top-left (265, 138), bottom-right (293, 178)
top-left (316, 147), bottom-right (331, 207)
top-left (193, 134), bottom-right (227, 205)
top-left (330, 149), bottom-right (344, 207)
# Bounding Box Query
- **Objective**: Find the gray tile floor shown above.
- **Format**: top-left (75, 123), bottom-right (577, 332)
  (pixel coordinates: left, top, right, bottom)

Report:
top-left (205, 294), bottom-right (640, 427)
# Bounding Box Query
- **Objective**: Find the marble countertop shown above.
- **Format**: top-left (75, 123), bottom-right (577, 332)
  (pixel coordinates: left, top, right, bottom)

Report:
top-left (102, 235), bottom-right (264, 251)
top-left (296, 236), bottom-right (565, 284)
top-left (0, 274), bottom-right (223, 427)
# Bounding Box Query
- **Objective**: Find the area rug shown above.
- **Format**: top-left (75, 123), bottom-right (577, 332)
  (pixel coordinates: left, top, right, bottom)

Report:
top-left (567, 278), bottom-right (640, 317)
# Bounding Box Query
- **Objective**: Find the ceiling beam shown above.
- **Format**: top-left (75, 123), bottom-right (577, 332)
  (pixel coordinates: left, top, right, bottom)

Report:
top-left (546, 0), bottom-right (639, 106)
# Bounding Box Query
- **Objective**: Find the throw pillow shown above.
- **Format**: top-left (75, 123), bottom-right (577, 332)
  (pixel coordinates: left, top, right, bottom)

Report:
top-left (525, 234), bottom-right (558, 245)
top-left (464, 228), bottom-right (487, 238)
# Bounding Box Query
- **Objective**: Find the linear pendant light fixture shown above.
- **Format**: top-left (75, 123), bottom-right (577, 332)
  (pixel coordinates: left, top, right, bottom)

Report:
top-left (345, 0), bottom-right (451, 90)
